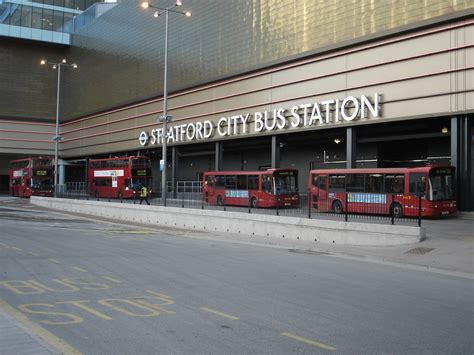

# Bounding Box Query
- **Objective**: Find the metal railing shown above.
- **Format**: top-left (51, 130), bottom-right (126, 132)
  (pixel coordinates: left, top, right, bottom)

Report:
top-left (55, 185), bottom-right (423, 227)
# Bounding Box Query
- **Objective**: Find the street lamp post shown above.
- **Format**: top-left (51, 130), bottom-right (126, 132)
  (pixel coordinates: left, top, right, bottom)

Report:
top-left (40, 58), bottom-right (78, 197)
top-left (141, 0), bottom-right (191, 206)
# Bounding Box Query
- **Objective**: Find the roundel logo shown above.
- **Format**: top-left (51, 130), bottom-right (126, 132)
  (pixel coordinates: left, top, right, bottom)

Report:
top-left (139, 131), bottom-right (149, 146)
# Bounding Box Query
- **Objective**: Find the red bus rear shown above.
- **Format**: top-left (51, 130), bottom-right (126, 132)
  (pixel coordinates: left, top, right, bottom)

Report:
top-left (308, 166), bottom-right (457, 217)
top-left (203, 169), bottom-right (299, 208)
top-left (89, 156), bottom-right (152, 199)
top-left (9, 157), bottom-right (54, 198)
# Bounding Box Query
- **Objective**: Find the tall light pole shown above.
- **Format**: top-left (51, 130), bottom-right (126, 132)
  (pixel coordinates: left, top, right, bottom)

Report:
top-left (141, 0), bottom-right (191, 206)
top-left (40, 58), bottom-right (78, 197)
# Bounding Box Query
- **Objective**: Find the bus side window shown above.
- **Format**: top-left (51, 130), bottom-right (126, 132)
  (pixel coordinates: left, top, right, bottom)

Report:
top-left (216, 176), bottom-right (225, 188)
top-left (225, 176), bottom-right (237, 189)
top-left (409, 173), bottom-right (426, 196)
top-left (385, 175), bottom-right (405, 194)
top-left (318, 176), bottom-right (327, 190)
top-left (248, 175), bottom-right (258, 190)
top-left (311, 174), bottom-right (318, 187)
top-left (262, 175), bottom-right (272, 193)
top-left (205, 176), bottom-right (215, 187)
top-left (236, 175), bottom-right (247, 190)
top-left (124, 179), bottom-right (130, 188)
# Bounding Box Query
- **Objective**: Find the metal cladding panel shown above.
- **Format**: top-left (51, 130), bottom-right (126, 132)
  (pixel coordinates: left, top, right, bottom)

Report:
top-left (0, 39), bottom-right (67, 122)
top-left (62, 0), bottom-right (474, 121)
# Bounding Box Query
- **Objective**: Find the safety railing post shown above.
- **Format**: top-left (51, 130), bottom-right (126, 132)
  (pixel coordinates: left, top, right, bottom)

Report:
top-left (276, 195), bottom-right (280, 216)
top-left (308, 191), bottom-right (312, 219)
top-left (248, 196), bottom-right (251, 214)
top-left (418, 195), bottom-right (422, 227)
top-left (391, 194), bottom-right (395, 225)
top-left (344, 192), bottom-right (348, 222)
top-left (201, 192), bottom-right (204, 210)
top-left (182, 191), bottom-right (184, 208)
top-left (223, 197), bottom-right (226, 212)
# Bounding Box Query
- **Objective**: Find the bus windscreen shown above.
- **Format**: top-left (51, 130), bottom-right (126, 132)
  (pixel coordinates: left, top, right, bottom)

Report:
top-left (429, 168), bottom-right (454, 201)
top-left (274, 171), bottom-right (298, 194)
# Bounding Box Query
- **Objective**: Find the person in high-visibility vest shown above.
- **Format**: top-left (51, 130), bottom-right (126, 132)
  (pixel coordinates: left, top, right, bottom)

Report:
top-left (139, 185), bottom-right (150, 205)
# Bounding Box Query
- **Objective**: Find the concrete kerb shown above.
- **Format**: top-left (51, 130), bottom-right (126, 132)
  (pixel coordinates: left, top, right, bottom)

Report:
top-left (31, 197), bottom-right (424, 246)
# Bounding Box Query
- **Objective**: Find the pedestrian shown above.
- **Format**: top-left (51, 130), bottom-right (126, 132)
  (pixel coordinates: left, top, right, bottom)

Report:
top-left (139, 184), bottom-right (150, 205)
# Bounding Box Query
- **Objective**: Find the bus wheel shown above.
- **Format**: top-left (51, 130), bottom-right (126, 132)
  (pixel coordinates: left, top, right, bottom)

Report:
top-left (250, 197), bottom-right (258, 208)
top-left (391, 203), bottom-right (403, 218)
top-left (333, 200), bottom-right (343, 214)
top-left (217, 196), bottom-right (224, 206)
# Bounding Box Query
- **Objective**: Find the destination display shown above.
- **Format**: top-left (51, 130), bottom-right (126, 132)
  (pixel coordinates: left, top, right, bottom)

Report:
top-left (139, 93), bottom-right (381, 146)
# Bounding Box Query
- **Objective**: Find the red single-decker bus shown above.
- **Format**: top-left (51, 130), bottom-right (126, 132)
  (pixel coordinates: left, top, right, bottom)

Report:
top-left (203, 169), bottom-right (299, 208)
top-left (89, 156), bottom-right (152, 199)
top-left (9, 157), bottom-right (54, 197)
top-left (308, 166), bottom-right (457, 217)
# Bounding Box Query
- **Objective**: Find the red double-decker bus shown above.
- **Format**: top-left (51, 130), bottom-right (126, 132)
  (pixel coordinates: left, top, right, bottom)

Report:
top-left (203, 169), bottom-right (299, 208)
top-left (9, 157), bottom-right (54, 197)
top-left (308, 166), bottom-right (457, 217)
top-left (89, 156), bottom-right (152, 199)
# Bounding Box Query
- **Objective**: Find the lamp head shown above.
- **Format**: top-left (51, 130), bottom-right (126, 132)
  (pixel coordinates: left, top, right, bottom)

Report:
top-left (61, 58), bottom-right (67, 64)
top-left (40, 59), bottom-right (46, 65)
top-left (72, 63), bottom-right (78, 69)
top-left (52, 64), bottom-right (57, 70)
top-left (184, 10), bottom-right (191, 17)
top-left (153, 11), bottom-right (159, 17)
top-left (176, 0), bottom-right (182, 5)
top-left (141, 1), bottom-right (149, 9)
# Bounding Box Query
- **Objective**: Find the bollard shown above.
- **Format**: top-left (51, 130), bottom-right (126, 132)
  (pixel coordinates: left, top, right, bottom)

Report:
top-left (201, 192), bottom-right (204, 210)
top-left (248, 197), bottom-right (251, 214)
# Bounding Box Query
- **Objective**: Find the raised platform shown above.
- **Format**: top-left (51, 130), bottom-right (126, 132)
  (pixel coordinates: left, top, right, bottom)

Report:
top-left (30, 197), bottom-right (425, 246)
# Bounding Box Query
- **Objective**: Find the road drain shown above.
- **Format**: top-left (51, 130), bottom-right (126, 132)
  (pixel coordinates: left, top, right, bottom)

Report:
top-left (405, 247), bottom-right (435, 255)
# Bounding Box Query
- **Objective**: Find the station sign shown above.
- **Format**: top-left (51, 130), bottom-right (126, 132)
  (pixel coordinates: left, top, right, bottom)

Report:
top-left (138, 93), bottom-right (381, 146)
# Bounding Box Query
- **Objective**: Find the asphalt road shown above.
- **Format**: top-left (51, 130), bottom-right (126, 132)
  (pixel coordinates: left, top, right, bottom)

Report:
top-left (0, 198), bottom-right (473, 354)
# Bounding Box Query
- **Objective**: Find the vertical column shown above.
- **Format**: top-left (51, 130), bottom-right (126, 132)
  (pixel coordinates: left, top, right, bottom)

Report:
top-left (215, 141), bottom-right (223, 171)
top-left (171, 146), bottom-right (178, 199)
top-left (271, 135), bottom-right (280, 168)
top-left (59, 161), bottom-right (66, 185)
top-left (451, 116), bottom-right (473, 211)
top-left (346, 127), bottom-right (357, 169)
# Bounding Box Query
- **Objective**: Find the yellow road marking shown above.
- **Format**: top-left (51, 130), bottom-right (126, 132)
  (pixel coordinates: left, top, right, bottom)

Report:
top-left (101, 276), bottom-right (121, 283)
top-left (0, 298), bottom-right (82, 355)
top-left (28, 252), bottom-right (40, 256)
top-left (145, 290), bottom-right (172, 299)
top-left (72, 267), bottom-right (88, 273)
top-left (56, 301), bottom-right (113, 321)
top-left (281, 332), bottom-right (336, 351)
top-left (200, 307), bottom-right (239, 320)
top-left (48, 259), bottom-right (60, 264)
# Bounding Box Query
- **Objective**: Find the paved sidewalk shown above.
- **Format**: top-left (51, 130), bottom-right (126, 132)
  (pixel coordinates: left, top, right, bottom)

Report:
top-left (0, 303), bottom-right (53, 355)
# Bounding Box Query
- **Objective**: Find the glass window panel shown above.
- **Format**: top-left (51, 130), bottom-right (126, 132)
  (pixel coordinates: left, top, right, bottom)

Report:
top-left (54, 0), bottom-right (65, 7)
top-left (21, 5), bottom-right (32, 27)
top-left (44, 0), bottom-right (54, 6)
top-left (64, 0), bottom-right (75, 9)
top-left (31, 7), bottom-right (43, 29)
top-left (62, 12), bottom-right (73, 32)
top-left (53, 10), bottom-right (63, 31)
top-left (42, 8), bottom-right (53, 30)
top-left (75, 0), bottom-right (85, 10)
top-left (0, 3), bottom-right (11, 25)
top-left (9, 4), bottom-right (21, 26)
